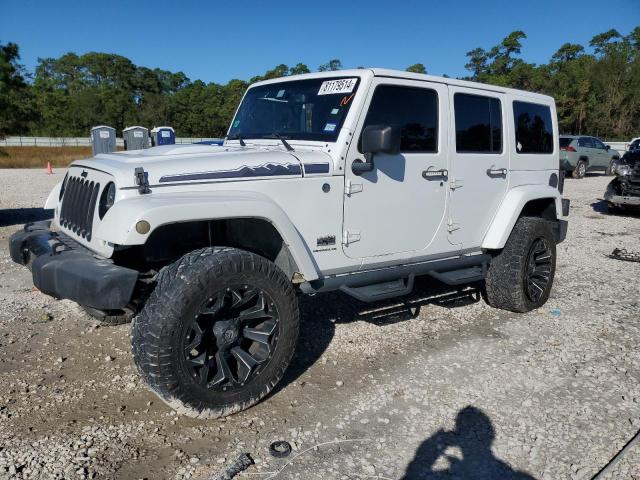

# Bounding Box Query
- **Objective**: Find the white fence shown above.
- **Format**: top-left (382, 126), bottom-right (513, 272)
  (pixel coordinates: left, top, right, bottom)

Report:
top-left (0, 136), bottom-right (223, 147)
top-left (0, 136), bottom-right (633, 152)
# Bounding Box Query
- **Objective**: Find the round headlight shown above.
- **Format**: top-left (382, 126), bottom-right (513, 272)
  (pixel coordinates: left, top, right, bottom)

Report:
top-left (99, 182), bottom-right (116, 219)
top-left (616, 164), bottom-right (631, 176)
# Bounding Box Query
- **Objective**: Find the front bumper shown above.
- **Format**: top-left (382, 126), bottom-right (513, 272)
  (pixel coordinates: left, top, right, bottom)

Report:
top-left (9, 221), bottom-right (138, 310)
top-left (605, 193), bottom-right (640, 206)
top-left (604, 179), bottom-right (640, 206)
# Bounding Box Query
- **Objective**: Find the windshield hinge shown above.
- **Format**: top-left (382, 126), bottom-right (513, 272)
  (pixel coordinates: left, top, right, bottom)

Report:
top-left (345, 180), bottom-right (363, 196)
top-left (134, 167), bottom-right (152, 194)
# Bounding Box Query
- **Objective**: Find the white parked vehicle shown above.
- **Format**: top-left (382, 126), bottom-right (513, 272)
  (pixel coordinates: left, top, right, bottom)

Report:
top-left (10, 69), bottom-right (569, 418)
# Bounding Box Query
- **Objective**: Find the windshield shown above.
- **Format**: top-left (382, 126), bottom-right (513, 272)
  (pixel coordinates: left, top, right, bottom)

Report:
top-left (228, 77), bottom-right (360, 142)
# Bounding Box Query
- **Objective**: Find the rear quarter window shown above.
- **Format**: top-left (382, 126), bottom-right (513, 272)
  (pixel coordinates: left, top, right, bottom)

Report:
top-left (559, 137), bottom-right (573, 148)
top-left (513, 101), bottom-right (554, 154)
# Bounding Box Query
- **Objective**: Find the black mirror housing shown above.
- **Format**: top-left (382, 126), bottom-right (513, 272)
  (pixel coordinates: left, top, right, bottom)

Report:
top-left (362, 125), bottom-right (401, 155)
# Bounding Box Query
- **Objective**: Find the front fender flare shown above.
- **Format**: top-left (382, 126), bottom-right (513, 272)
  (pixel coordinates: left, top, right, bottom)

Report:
top-left (482, 185), bottom-right (565, 250)
top-left (44, 182), bottom-right (63, 210)
top-left (94, 190), bottom-right (319, 281)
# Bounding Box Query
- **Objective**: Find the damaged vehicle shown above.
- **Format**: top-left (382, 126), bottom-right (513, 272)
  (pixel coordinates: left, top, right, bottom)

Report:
top-left (605, 149), bottom-right (640, 211)
top-left (10, 69), bottom-right (569, 418)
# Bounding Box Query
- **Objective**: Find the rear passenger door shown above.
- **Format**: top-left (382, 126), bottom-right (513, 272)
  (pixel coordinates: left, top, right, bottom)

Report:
top-left (447, 87), bottom-right (508, 249)
top-left (591, 138), bottom-right (609, 168)
top-left (578, 137), bottom-right (595, 167)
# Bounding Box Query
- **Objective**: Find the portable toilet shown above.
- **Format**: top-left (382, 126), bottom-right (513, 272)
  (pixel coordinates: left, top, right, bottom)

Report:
top-left (123, 126), bottom-right (149, 150)
top-left (90, 126), bottom-right (116, 155)
top-left (150, 126), bottom-right (175, 146)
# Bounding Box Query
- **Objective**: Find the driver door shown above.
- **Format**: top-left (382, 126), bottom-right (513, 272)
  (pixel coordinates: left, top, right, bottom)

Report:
top-left (342, 79), bottom-right (449, 259)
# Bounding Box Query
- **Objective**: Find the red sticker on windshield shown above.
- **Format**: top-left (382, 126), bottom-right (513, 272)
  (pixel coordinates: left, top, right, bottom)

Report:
top-left (340, 93), bottom-right (355, 106)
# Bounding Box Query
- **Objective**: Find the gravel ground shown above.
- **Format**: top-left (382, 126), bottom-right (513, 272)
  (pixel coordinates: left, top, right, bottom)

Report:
top-left (0, 168), bottom-right (638, 480)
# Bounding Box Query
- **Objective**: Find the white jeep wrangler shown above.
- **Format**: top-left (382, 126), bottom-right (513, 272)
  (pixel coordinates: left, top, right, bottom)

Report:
top-left (10, 69), bottom-right (569, 418)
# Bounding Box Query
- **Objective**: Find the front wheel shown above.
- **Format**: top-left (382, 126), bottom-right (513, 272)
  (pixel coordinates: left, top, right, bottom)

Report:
top-left (606, 158), bottom-right (619, 176)
top-left (484, 217), bottom-right (557, 313)
top-left (131, 247), bottom-right (299, 418)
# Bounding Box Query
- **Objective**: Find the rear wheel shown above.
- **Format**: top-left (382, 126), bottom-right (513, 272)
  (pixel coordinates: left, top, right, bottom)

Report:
top-left (572, 160), bottom-right (586, 179)
top-left (485, 217), bottom-right (556, 313)
top-left (131, 247), bottom-right (299, 418)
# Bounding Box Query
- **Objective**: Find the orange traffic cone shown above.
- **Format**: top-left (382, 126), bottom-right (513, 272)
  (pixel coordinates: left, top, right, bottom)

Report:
top-left (46, 161), bottom-right (53, 174)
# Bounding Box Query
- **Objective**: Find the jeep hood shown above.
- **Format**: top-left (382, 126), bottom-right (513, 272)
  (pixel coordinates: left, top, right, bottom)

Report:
top-left (69, 144), bottom-right (332, 188)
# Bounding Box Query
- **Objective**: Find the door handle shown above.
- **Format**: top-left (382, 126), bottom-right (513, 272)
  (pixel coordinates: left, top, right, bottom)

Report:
top-left (422, 168), bottom-right (448, 180)
top-left (486, 166), bottom-right (507, 177)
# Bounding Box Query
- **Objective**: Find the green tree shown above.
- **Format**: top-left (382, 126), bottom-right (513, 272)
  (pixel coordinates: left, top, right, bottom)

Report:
top-left (406, 63), bottom-right (427, 74)
top-left (289, 63), bottom-right (310, 75)
top-left (0, 41), bottom-right (35, 137)
top-left (318, 59), bottom-right (342, 71)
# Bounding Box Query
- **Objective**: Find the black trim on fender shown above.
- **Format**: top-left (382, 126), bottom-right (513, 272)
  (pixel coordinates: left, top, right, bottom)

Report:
top-left (303, 163), bottom-right (330, 174)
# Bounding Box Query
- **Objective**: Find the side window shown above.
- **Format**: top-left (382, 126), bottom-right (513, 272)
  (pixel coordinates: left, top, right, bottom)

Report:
top-left (592, 138), bottom-right (605, 149)
top-left (360, 85), bottom-right (438, 152)
top-left (454, 93), bottom-right (502, 153)
top-left (579, 137), bottom-right (594, 148)
top-left (513, 101), bottom-right (554, 154)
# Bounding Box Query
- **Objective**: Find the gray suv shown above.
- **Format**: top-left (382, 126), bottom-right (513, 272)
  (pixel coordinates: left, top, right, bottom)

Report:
top-left (560, 135), bottom-right (621, 178)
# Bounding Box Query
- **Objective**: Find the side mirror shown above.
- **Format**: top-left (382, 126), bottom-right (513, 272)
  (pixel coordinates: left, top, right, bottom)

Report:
top-left (352, 125), bottom-right (401, 175)
top-left (605, 145), bottom-right (610, 151)
top-left (362, 125), bottom-right (401, 156)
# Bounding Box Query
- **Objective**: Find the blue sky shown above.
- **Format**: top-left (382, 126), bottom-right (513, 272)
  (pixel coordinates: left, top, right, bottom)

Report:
top-left (2, 0), bottom-right (639, 83)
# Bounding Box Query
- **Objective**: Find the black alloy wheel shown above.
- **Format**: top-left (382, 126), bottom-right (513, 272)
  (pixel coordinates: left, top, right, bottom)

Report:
top-left (524, 237), bottom-right (553, 303)
top-left (182, 286), bottom-right (280, 391)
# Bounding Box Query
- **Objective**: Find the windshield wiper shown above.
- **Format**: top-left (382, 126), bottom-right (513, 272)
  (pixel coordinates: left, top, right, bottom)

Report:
top-left (263, 132), bottom-right (294, 152)
top-left (227, 133), bottom-right (246, 146)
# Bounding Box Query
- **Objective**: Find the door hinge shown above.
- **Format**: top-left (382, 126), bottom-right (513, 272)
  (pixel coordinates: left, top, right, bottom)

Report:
top-left (345, 180), bottom-right (363, 195)
top-left (343, 230), bottom-right (361, 245)
top-left (450, 178), bottom-right (464, 190)
top-left (447, 219), bottom-right (461, 233)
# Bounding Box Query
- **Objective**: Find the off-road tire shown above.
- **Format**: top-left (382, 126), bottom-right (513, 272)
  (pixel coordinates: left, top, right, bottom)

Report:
top-left (131, 247), bottom-right (299, 419)
top-left (82, 306), bottom-right (134, 326)
top-left (572, 160), bottom-right (586, 179)
top-left (606, 158), bottom-right (619, 176)
top-left (484, 217), bottom-right (556, 313)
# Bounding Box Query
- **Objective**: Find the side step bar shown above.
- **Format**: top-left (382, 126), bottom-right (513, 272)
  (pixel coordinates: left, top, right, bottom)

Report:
top-left (340, 275), bottom-right (415, 302)
top-left (303, 254), bottom-right (491, 302)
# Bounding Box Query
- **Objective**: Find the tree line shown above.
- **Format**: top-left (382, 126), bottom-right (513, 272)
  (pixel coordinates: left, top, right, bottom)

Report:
top-left (0, 27), bottom-right (638, 140)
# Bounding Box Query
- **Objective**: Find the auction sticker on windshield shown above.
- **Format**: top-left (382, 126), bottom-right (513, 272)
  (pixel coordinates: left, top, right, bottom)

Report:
top-left (318, 78), bottom-right (358, 95)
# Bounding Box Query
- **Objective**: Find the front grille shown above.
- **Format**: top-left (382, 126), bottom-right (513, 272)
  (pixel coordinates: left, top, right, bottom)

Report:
top-left (59, 176), bottom-right (100, 240)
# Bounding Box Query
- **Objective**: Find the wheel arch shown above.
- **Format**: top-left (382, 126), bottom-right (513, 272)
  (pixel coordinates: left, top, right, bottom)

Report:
top-left (94, 191), bottom-right (319, 281)
top-left (482, 185), bottom-right (564, 250)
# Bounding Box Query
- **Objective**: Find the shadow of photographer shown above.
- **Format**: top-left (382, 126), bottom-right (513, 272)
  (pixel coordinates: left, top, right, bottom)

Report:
top-left (402, 406), bottom-right (535, 479)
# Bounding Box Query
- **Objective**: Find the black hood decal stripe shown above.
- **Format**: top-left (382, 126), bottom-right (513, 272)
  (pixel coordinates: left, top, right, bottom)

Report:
top-left (159, 162), bottom-right (302, 183)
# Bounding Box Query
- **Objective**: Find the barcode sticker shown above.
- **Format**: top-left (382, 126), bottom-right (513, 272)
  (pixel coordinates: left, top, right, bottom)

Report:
top-left (318, 78), bottom-right (357, 95)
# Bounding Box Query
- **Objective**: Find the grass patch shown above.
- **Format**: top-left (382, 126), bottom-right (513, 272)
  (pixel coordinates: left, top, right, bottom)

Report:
top-left (0, 146), bottom-right (121, 168)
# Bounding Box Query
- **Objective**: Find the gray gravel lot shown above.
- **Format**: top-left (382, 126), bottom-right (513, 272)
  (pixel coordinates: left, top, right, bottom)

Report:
top-left (0, 168), bottom-right (638, 479)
